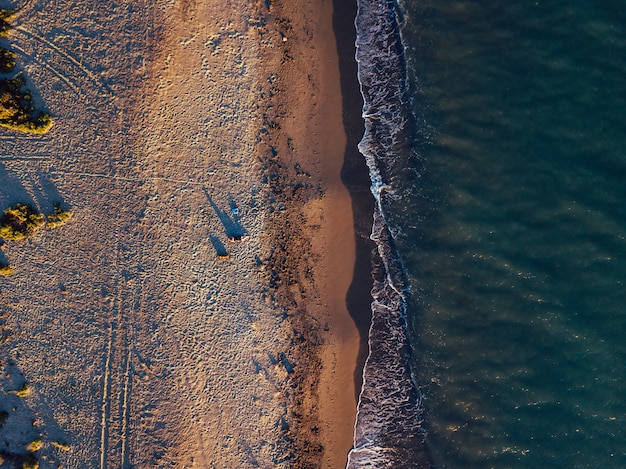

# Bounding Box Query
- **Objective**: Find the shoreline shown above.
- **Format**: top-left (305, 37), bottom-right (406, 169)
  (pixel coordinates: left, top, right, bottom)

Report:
top-left (255, 1), bottom-right (368, 465)
top-left (332, 0), bottom-right (377, 399)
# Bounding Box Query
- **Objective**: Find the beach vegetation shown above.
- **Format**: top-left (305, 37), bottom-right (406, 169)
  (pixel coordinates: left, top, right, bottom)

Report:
top-left (0, 9), bottom-right (53, 134)
top-left (0, 48), bottom-right (16, 73)
top-left (0, 204), bottom-right (44, 240)
top-left (21, 453), bottom-right (39, 469)
top-left (26, 439), bottom-right (42, 452)
top-left (0, 76), bottom-right (54, 134)
top-left (51, 441), bottom-right (70, 451)
top-left (0, 9), bottom-right (15, 36)
top-left (47, 202), bottom-right (72, 228)
top-left (11, 382), bottom-right (31, 398)
top-left (0, 261), bottom-right (12, 275)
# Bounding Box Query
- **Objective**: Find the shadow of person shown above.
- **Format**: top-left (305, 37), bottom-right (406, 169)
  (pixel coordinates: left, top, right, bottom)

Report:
top-left (203, 188), bottom-right (248, 239)
top-left (209, 234), bottom-right (228, 258)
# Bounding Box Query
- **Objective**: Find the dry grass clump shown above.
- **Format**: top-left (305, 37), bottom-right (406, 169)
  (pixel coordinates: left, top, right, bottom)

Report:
top-left (0, 204), bottom-right (44, 240)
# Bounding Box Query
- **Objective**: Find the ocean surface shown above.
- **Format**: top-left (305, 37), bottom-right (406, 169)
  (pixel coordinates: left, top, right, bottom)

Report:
top-left (349, 0), bottom-right (626, 467)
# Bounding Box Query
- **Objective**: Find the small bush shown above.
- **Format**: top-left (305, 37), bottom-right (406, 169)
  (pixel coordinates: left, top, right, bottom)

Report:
top-left (26, 439), bottom-right (42, 451)
top-left (0, 204), bottom-right (44, 240)
top-left (0, 11), bottom-right (54, 134)
top-left (0, 76), bottom-right (54, 132)
top-left (10, 382), bottom-right (31, 398)
top-left (52, 441), bottom-right (70, 451)
top-left (47, 202), bottom-right (72, 228)
top-left (0, 48), bottom-right (16, 73)
top-left (0, 10), bottom-right (15, 37)
top-left (22, 453), bottom-right (39, 469)
top-left (0, 110), bottom-right (54, 134)
top-left (0, 262), bottom-right (12, 275)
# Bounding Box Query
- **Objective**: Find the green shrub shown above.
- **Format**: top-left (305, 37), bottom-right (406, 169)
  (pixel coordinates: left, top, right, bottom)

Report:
top-left (0, 48), bottom-right (16, 73)
top-left (11, 382), bottom-right (31, 398)
top-left (0, 11), bottom-right (53, 134)
top-left (0, 10), bottom-right (14, 37)
top-left (0, 76), bottom-right (54, 133)
top-left (47, 202), bottom-right (72, 228)
top-left (22, 453), bottom-right (39, 469)
top-left (26, 439), bottom-right (42, 451)
top-left (0, 262), bottom-right (12, 275)
top-left (0, 204), bottom-right (44, 240)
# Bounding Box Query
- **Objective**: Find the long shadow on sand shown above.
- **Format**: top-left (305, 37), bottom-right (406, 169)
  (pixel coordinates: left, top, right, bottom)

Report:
top-left (0, 347), bottom-right (69, 467)
top-left (333, 0), bottom-right (377, 400)
top-left (209, 234), bottom-right (228, 257)
top-left (31, 173), bottom-right (67, 216)
top-left (203, 188), bottom-right (248, 239)
top-left (0, 162), bottom-right (34, 210)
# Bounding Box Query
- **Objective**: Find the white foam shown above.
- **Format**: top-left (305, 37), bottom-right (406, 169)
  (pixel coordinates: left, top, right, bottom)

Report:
top-left (348, 0), bottom-right (429, 467)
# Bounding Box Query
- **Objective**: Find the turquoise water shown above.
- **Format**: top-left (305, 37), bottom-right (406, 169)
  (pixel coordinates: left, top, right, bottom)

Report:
top-left (395, 0), bottom-right (626, 466)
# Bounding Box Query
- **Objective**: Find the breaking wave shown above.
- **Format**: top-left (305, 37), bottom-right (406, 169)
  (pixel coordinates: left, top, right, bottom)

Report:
top-left (347, 0), bottom-right (429, 467)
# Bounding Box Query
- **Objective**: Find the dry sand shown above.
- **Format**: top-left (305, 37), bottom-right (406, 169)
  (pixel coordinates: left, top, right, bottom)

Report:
top-left (0, 0), bottom-right (360, 467)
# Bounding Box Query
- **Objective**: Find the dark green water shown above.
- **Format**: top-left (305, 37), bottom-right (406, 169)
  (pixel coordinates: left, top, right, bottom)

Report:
top-left (397, 1), bottom-right (626, 467)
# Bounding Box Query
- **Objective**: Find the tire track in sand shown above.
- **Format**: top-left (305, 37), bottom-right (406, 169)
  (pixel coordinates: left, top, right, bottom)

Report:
top-left (120, 325), bottom-right (133, 469)
top-left (99, 322), bottom-right (115, 469)
top-left (14, 26), bottom-right (114, 98)
top-left (10, 44), bottom-right (83, 97)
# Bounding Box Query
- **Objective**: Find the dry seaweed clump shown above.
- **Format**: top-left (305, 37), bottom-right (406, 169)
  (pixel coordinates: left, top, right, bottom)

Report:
top-left (0, 9), bottom-right (53, 134)
top-left (0, 204), bottom-right (44, 240)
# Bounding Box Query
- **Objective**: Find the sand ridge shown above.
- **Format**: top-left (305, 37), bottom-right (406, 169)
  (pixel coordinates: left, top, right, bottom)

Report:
top-left (1, 0), bottom-right (359, 467)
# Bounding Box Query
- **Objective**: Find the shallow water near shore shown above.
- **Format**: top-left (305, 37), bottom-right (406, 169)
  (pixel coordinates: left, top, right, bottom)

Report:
top-left (352, 0), bottom-right (626, 466)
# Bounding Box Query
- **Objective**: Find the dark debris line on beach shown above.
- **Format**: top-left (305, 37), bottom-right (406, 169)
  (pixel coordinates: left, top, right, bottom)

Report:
top-left (251, 1), bottom-right (328, 466)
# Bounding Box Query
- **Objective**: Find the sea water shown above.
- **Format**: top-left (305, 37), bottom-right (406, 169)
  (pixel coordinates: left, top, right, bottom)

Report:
top-left (349, 0), bottom-right (626, 467)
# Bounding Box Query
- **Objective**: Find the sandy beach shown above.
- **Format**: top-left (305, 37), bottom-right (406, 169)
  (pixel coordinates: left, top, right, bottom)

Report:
top-left (1, 0), bottom-right (364, 467)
